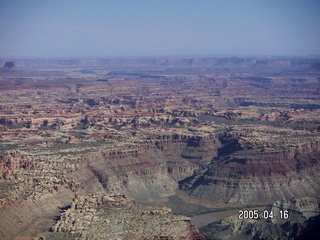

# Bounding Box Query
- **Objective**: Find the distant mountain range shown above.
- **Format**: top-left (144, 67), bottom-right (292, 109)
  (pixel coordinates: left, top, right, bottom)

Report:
top-left (1, 57), bottom-right (319, 69)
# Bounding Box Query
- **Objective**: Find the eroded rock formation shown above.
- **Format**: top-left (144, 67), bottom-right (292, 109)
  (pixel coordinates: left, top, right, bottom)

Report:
top-left (52, 192), bottom-right (205, 240)
top-left (0, 61), bottom-right (17, 70)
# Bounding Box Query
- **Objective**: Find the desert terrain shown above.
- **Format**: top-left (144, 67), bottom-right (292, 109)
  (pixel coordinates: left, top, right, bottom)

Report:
top-left (0, 57), bottom-right (319, 239)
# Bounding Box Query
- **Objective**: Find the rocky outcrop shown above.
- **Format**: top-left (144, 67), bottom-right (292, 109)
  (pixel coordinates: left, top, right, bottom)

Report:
top-left (0, 61), bottom-right (17, 70)
top-left (52, 192), bottom-right (205, 240)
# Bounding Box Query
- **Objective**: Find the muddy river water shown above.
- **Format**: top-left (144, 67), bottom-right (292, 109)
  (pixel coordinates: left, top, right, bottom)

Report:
top-left (191, 206), bottom-right (266, 228)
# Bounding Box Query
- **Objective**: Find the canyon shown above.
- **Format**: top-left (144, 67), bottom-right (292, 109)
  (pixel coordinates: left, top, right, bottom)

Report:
top-left (0, 56), bottom-right (319, 239)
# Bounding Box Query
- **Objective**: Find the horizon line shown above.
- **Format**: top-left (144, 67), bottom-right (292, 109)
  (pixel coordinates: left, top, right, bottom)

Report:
top-left (1, 53), bottom-right (320, 60)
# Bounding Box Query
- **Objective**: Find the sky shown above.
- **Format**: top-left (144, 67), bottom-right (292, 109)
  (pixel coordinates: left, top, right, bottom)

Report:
top-left (0, 0), bottom-right (320, 58)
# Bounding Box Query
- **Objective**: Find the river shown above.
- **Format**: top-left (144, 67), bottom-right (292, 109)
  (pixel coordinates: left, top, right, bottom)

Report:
top-left (191, 206), bottom-right (266, 228)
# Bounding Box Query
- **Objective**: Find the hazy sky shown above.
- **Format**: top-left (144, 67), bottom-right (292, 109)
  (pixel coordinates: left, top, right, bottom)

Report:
top-left (1, 0), bottom-right (320, 57)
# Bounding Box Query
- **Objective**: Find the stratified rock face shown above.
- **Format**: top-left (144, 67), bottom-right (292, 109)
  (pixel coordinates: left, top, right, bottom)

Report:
top-left (180, 127), bottom-right (320, 204)
top-left (203, 197), bottom-right (320, 240)
top-left (82, 132), bottom-right (219, 202)
top-left (52, 192), bottom-right (205, 240)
